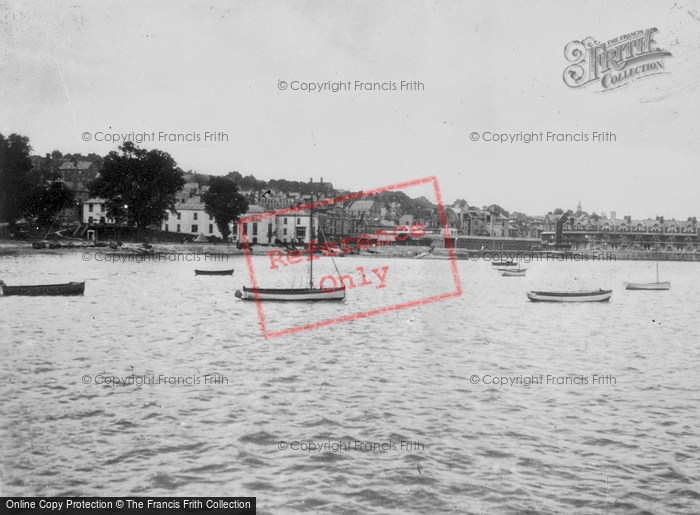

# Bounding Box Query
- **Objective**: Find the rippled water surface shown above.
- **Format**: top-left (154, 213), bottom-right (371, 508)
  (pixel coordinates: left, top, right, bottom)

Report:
top-left (1, 253), bottom-right (699, 514)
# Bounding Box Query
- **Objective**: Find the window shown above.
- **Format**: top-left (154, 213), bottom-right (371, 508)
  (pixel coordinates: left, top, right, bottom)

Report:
top-left (283, 228), bottom-right (287, 235)
top-left (284, 217), bottom-right (288, 225)
top-left (242, 224), bottom-right (247, 235)
top-left (88, 217), bottom-right (93, 223)
top-left (165, 224), bottom-right (169, 232)
top-left (297, 218), bottom-right (301, 225)
top-left (89, 204), bottom-right (93, 212)
top-left (176, 224), bottom-right (181, 233)
top-left (193, 213), bottom-right (198, 220)
top-left (253, 223), bottom-right (258, 235)
top-left (177, 213), bottom-right (181, 220)
top-left (209, 224), bottom-right (213, 234)
top-left (192, 225), bottom-right (198, 233)
top-left (100, 204), bottom-right (104, 212)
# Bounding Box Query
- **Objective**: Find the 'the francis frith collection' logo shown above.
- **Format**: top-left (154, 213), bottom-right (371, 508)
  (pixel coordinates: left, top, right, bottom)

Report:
top-left (563, 28), bottom-right (672, 91)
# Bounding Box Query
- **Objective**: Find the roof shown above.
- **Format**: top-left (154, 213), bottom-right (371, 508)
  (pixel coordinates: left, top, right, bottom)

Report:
top-left (348, 200), bottom-right (376, 211)
top-left (310, 180), bottom-right (334, 190)
top-left (177, 202), bottom-right (206, 211)
top-left (59, 161), bottom-right (94, 170)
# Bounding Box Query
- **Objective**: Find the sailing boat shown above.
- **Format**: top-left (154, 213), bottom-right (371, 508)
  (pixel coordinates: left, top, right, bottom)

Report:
top-left (501, 260), bottom-right (526, 277)
top-left (235, 207), bottom-right (346, 301)
top-left (626, 257), bottom-right (670, 290)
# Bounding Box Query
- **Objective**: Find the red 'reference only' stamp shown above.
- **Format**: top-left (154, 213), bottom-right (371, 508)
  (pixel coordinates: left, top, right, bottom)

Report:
top-left (238, 176), bottom-right (461, 338)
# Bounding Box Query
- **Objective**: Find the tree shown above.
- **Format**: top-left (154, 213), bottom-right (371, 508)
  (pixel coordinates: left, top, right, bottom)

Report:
top-left (24, 180), bottom-right (75, 227)
top-left (201, 177), bottom-right (248, 241)
top-left (488, 204), bottom-right (509, 216)
top-left (0, 133), bottom-right (36, 224)
top-left (88, 142), bottom-right (184, 237)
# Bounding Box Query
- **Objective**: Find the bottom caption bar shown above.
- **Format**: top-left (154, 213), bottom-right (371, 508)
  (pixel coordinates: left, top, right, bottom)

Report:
top-left (1, 498), bottom-right (256, 514)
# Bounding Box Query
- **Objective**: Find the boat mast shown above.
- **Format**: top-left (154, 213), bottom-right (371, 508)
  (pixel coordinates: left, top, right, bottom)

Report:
top-left (309, 206), bottom-right (314, 289)
top-left (656, 257), bottom-right (659, 283)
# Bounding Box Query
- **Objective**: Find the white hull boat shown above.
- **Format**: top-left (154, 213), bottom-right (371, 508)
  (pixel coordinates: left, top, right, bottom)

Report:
top-left (625, 282), bottom-right (670, 291)
top-left (626, 260), bottom-right (670, 290)
top-left (235, 205), bottom-right (347, 302)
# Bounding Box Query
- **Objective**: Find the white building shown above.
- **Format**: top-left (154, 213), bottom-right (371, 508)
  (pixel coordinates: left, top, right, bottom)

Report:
top-left (82, 198), bottom-right (115, 224)
top-left (162, 200), bottom-right (225, 239)
top-left (274, 210), bottom-right (318, 244)
top-left (236, 205), bottom-right (276, 245)
top-left (235, 207), bottom-right (320, 245)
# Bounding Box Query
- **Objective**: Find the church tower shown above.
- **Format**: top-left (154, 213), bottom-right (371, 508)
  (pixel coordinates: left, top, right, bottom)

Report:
top-left (577, 200), bottom-right (582, 213)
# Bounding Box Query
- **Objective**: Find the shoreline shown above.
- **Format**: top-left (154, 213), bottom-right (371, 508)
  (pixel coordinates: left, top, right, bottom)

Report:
top-left (2, 241), bottom-right (700, 261)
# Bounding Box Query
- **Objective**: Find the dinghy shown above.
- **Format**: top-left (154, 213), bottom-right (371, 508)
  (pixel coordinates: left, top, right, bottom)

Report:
top-left (195, 269), bottom-right (233, 276)
top-left (527, 289), bottom-right (612, 302)
top-left (0, 281), bottom-right (85, 296)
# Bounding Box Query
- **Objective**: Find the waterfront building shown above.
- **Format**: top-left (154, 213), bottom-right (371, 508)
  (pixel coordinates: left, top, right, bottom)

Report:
top-left (236, 205), bottom-right (276, 245)
top-left (82, 198), bottom-right (115, 225)
top-left (542, 212), bottom-right (699, 251)
top-left (162, 197), bottom-right (226, 240)
top-left (273, 209), bottom-right (318, 244)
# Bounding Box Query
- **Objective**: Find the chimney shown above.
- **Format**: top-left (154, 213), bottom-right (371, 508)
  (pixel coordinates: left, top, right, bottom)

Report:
top-left (320, 177), bottom-right (323, 183)
top-left (309, 177), bottom-right (313, 183)
top-left (610, 211), bottom-right (616, 220)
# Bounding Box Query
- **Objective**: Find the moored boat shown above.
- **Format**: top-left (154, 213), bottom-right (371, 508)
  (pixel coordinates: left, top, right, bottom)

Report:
top-left (195, 269), bottom-right (234, 276)
top-left (625, 282), bottom-right (670, 290)
top-left (502, 269), bottom-right (526, 277)
top-left (234, 286), bottom-right (345, 301)
top-left (235, 206), bottom-right (346, 302)
top-left (414, 252), bottom-right (450, 260)
top-left (526, 289), bottom-right (612, 302)
top-left (626, 259), bottom-right (670, 290)
top-left (0, 281), bottom-right (85, 296)
top-left (492, 260), bottom-right (515, 266)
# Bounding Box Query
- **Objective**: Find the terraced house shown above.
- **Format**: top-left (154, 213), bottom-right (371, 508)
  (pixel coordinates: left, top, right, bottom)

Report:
top-left (542, 212), bottom-right (699, 251)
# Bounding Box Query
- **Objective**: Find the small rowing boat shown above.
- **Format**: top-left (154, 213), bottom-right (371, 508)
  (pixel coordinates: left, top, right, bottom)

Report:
top-left (527, 289), bottom-right (612, 302)
top-left (502, 269), bottom-right (526, 277)
top-left (414, 252), bottom-right (450, 260)
top-left (194, 269), bottom-right (234, 276)
top-left (0, 280), bottom-right (85, 296)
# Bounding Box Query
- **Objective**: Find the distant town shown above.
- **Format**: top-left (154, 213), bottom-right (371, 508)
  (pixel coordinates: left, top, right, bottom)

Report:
top-left (1, 138), bottom-right (698, 254)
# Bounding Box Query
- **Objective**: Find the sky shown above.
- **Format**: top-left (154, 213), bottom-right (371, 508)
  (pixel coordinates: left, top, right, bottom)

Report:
top-left (2, 0), bottom-right (699, 219)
